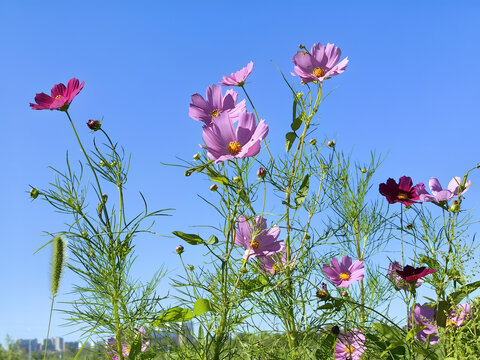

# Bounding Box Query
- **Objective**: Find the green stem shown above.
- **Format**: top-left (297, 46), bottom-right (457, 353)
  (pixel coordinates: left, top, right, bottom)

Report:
top-left (43, 297), bottom-right (55, 360)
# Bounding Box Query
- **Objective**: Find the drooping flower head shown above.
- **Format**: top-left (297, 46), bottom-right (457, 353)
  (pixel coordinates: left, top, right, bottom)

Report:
top-left (235, 215), bottom-right (284, 261)
top-left (388, 261), bottom-right (423, 290)
top-left (447, 303), bottom-right (472, 327)
top-left (202, 112), bottom-right (268, 164)
top-left (292, 42), bottom-right (349, 84)
top-left (379, 176), bottom-right (419, 207)
top-left (322, 256), bottom-right (364, 288)
top-left (259, 251), bottom-right (287, 275)
top-left (30, 78), bottom-right (84, 111)
top-left (220, 61), bottom-right (254, 86)
top-left (396, 265), bottom-right (437, 283)
top-left (409, 303), bottom-right (439, 344)
top-left (414, 177), bottom-right (472, 203)
top-left (189, 84), bottom-right (246, 126)
top-left (334, 328), bottom-right (366, 360)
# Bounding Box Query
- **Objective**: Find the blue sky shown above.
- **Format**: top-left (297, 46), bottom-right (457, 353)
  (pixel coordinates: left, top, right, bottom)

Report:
top-left (1, 0), bottom-right (479, 344)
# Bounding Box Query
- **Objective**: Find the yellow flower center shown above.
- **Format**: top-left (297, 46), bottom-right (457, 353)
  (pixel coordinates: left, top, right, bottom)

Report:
top-left (228, 141), bottom-right (242, 155)
top-left (312, 67), bottom-right (326, 77)
top-left (345, 345), bottom-right (354, 354)
top-left (55, 95), bottom-right (62, 100)
top-left (397, 192), bottom-right (408, 200)
top-left (250, 239), bottom-right (260, 250)
top-left (339, 272), bottom-right (350, 281)
top-left (211, 109), bottom-right (221, 117)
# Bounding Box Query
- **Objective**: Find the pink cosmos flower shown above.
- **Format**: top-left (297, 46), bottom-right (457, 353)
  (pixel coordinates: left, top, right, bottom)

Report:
top-left (202, 112), bottom-right (268, 164)
top-left (448, 303), bottom-right (472, 327)
top-left (396, 265), bottom-right (437, 283)
top-left (235, 215), bottom-right (284, 261)
top-left (322, 256), bottom-right (364, 288)
top-left (220, 61), bottom-right (254, 86)
top-left (414, 177), bottom-right (472, 203)
top-left (379, 176), bottom-right (420, 207)
top-left (189, 84), bottom-right (246, 126)
top-left (292, 42), bottom-right (348, 84)
top-left (334, 328), bottom-right (366, 360)
top-left (409, 303), bottom-right (439, 344)
top-left (30, 78), bottom-right (84, 111)
top-left (259, 251), bottom-right (287, 275)
top-left (388, 261), bottom-right (422, 290)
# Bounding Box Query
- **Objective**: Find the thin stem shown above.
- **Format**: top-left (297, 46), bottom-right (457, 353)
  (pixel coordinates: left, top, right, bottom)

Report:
top-left (43, 297), bottom-right (55, 360)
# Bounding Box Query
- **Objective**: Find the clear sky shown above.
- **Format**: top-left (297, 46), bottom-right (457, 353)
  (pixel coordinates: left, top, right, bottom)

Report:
top-left (1, 0), bottom-right (479, 345)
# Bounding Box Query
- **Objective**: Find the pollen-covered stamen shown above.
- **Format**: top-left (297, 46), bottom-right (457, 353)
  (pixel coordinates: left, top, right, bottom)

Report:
top-left (228, 141), bottom-right (242, 155)
top-left (339, 272), bottom-right (350, 281)
top-left (345, 345), bottom-right (354, 354)
top-left (312, 67), bottom-right (326, 77)
top-left (397, 192), bottom-right (408, 200)
top-left (210, 109), bottom-right (221, 118)
top-left (55, 95), bottom-right (62, 100)
top-left (250, 239), bottom-right (260, 250)
top-left (272, 263), bottom-right (280, 274)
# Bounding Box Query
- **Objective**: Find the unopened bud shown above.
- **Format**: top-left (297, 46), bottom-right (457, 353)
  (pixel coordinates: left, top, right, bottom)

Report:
top-left (309, 139), bottom-right (317, 146)
top-left (99, 160), bottom-right (106, 167)
top-left (316, 283), bottom-right (330, 300)
top-left (341, 290), bottom-right (348, 297)
top-left (30, 188), bottom-right (39, 199)
top-left (360, 168), bottom-right (367, 174)
top-left (331, 325), bottom-right (340, 336)
top-left (296, 92), bottom-right (303, 98)
top-left (176, 245), bottom-right (184, 254)
top-left (210, 184), bottom-right (218, 192)
top-left (86, 119), bottom-right (101, 131)
top-left (102, 194), bottom-right (108, 203)
top-left (233, 176), bottom-right (241, 183)
top-left (406, 223), bottom-right (414, 230)
top-left (327, 140), bottom-right (335, 148)
top-left (257, 167), bottom-right (266, 179)
top-left (193, 153), bottom-right (201, 161)
top-left (450, 200), bottom-right (461, 213)
top-left (81, 231), bottom-right (88, 239)
top-left (240, 266), bottom-right (248, 274)
top-left (188, 265), bottom-right (195, 271)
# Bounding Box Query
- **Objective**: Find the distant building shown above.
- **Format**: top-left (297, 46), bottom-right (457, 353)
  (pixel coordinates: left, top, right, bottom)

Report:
top-left (40, 337), bottom-right (63, 352)
top-left (64, 341), bottom-right (81, 351)
top-left (16, 339), bottom-right (40, 352)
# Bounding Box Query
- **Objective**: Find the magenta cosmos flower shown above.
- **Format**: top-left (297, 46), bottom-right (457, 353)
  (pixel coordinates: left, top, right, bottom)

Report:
top-left (388, 262), bottom-right (422, 290)
top-left (379, 176), bottom-right (420, 207)
top-left (235, 215), bottom-right (284, 261)
top-left (189, 84), bottom-right (246, 126)
top-left (259, 251), bottom-right (287, 275)
top-left (30, 78), bottom-right (84, 111)
top-left (448, 303), bottom-right (472, 327)
top-left (322, 256), bottom-right (364, 288)
top-left (396, 265), bottom-right (437, 283)
top-left (414, 177), bottom-right (472, 203)
top-left (292, 42), bottom-right (348, 84)
top-left (220, 61), bottom-right (254, 86)
top-left (202, 112), bottom-right (268, 164)
top-left (409, 303), bottom-right (439, 344)
top-left (334, 328), bottom-right (366, 360)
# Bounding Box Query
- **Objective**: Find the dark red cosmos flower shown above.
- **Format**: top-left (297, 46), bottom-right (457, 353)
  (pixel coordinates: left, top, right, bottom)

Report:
top-left (396, 265), bottom-right (437, 282)
top-left (379, 176), bottom-right (420, 207)
top-left (30, 78), bottom-right (84, 111)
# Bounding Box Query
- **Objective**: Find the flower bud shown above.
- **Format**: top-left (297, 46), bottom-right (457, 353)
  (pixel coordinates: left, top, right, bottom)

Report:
top-left (327, 140), bottom-right (335, 148)
top-left (233, 176), bottom-right (241, 183)
top-left (257, 167), bottom-right (266, 179)
top-left (360, 168), bottom-right (367, 174)
top-left (87, 119), bottom-right (101, 131)
top-left (341, 290), bottom-right (348, 297)
top-left (450, 200), bottom-right (461, 213)
top-left (210, 184), bottom-right (218, 192)
top-left (240, 266), bottom-right (248, 274)
top-left (309, 139), bottom-right (317, 146)
top-left (193, 153), bottom-right (201, 161)
top-left (188, 265), bottom-right (195, 271)
top-left (99, 160), bottom-right (106, 167)
top-left (81, 231), bottom-right (88, 239)
top-left (406, 223), bottom-right (414, 230)
top-left (30, 188), bottom-right (39, 199)
top-left (316, 283), bottom-right (330, 300)
top-left (331, 325), bottom-right (340, 336)
top-left (176, 245), bottom-right (184, 254)
top-left (296, 92), bottom-right (303, 98)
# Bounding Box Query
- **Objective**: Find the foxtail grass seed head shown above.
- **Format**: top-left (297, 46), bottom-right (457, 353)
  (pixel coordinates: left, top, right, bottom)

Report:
top-left (86, 119), bottom-right (101, 131)
top-left (30, 188), bottom-right (39, 199)
top-left (176, 245), bottom-right (184, 254)
top-left (257, 167), bottom-right (266, 179)
top-left (327, 140), bottom-right (335, 148)
top-left (210, 184), bottom-right (218, 192)
top-left (193, 153), bottom-right (201, 161)
top-left (51, 236), bottom-right (67, 298)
